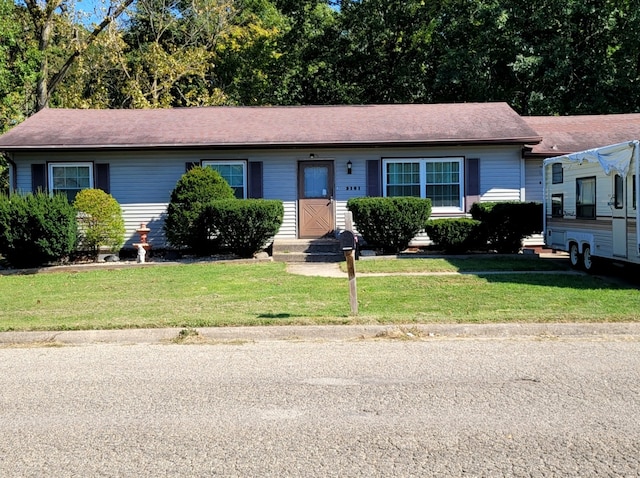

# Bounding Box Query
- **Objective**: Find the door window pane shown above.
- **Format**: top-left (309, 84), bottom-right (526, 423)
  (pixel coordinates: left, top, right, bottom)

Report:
top-left (614, 174), bottom-right (624, 209)
top-left (552, 194), bottom-right (563, 217)
top-left (304, 166), bottom-right (329, 197)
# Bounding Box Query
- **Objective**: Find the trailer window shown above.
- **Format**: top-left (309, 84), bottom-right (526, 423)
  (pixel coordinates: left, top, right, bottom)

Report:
top-left (551, 194), bottom-right (563, 217)
top-left (614, 174), bottom-right (624, 209)
top-left (576, 177), bottom-right (596, 219)
top-left (633, 175), bottom-right (637, 210)
top-left (552, 164), bottom-right (563, 184)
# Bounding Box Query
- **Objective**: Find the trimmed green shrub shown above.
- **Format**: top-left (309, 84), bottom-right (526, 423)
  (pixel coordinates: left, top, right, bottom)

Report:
top-left (202, 199), bottom-right (284, 258)
top-left (164, 167), bottom-right (236, 253)
top-left (347, 197), bottom-right (432, 253)
top-left (0, 192), bottom-right (78, 268)
top-left (73, 189), bottom-right (125, 257)
top-left (424, 218), bottom-right (484, 253)
top-left (470, 201), bottom-right (543, 253)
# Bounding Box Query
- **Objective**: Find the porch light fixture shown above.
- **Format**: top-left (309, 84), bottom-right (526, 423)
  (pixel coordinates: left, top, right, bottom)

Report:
top-left (347, 160), bottom-right (352, 174)
top-left (309, 153), bottom-right (315, 159)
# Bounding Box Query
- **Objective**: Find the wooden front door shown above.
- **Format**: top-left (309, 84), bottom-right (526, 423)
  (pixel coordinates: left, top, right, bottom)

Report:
top-left (298, 161), bottom-right (335, 238)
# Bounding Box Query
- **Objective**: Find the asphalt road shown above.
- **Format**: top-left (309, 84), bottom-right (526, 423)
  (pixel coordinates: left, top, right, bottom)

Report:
top-left (1, 335), bottom-right (639, 477)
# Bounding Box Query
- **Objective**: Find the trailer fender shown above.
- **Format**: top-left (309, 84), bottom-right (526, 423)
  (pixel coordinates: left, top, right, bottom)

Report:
top-left (565, 232), bottom-right (594, 255)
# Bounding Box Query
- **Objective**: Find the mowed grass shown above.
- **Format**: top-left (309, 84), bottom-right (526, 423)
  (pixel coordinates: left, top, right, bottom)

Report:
top-left (345, 255), bottom-right (571, 273)
top-left (0, 259), bottom-right (639, 332)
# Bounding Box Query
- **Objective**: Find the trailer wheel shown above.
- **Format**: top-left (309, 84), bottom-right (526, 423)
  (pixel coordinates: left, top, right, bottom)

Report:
top-left (582, 246), bottom-right (595, 272)
top-left (569, 243), bottom-right (582, 269)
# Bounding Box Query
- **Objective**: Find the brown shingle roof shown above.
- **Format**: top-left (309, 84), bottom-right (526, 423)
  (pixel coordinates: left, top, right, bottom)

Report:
top-left (0, 103), bottom-right (540, 151)
top-left (523, 114), bottom-right (640, 157)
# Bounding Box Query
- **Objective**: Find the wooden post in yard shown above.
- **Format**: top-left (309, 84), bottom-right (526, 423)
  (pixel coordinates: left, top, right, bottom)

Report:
top-left (343, 212), bottom-right (358, 316)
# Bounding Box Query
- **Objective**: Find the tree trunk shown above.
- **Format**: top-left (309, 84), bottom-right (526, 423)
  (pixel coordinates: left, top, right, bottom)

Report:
top-left (32, 0), bottom-right (135, 112)
top-left (36, 18), bottom-right (52, 111)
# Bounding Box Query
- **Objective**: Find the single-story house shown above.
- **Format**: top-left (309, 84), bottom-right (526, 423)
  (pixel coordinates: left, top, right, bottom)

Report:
top-left (0, 103), bottom-right (547, 248)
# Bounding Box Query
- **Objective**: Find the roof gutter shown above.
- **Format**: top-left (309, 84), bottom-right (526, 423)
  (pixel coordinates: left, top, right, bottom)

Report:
top-left (0, 136), bottom-right (544, 152)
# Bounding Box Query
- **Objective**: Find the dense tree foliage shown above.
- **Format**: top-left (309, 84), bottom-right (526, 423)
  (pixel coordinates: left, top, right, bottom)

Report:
top-left (1, 0), bottom-right (640, 131)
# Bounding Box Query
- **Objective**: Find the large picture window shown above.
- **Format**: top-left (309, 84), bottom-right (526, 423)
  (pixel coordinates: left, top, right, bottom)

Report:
top-left (202, 161), bottom-right (247, 199)
top-left (576, 177), bottom-right (596, 219)
top-left (48, 163), bottom-right (93, 202)
top-left (383, 158), bottom-right (463, 211)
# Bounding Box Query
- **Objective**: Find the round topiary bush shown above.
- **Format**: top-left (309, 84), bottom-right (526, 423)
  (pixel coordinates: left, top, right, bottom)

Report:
top-left (347, 197), bottom-right (432, 253)
top-left (202, 199), bottom-right (284, 258)
top-left (164, 166), bottom-right (236, 254)
top-left (73, 189), bottom-right (126, 258)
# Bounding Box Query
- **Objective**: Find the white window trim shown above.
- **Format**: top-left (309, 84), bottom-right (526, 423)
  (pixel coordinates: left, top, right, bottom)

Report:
top-left (201, 160), bottom-right (248, 199)
top-left (382, 158), bottom-right (464, 213)
top-left (48, 162), bottom-right (94, 195)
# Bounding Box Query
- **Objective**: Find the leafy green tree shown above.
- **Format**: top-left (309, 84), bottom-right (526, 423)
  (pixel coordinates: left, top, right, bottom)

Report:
top-left (0, 0), bottom-right (39, 132)
top-left (22, 0), bottom-right (133, 111)
top-left (261, 0), bottom-right (346, 105)
top-left (335, 0), bottom-right (443, 104)
top-left (210, 0), bottom-right (288, 105)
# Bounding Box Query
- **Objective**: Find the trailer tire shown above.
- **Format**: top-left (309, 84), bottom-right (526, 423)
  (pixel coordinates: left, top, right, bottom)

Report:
top-left (582, 245), bottom-right (595, 272)
top-left (569, 243), bottom-right (582, 269)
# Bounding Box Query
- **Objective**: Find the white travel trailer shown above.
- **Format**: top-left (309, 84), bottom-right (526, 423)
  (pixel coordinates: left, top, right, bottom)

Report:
top-left (543, 140), bottom-right (640, 271)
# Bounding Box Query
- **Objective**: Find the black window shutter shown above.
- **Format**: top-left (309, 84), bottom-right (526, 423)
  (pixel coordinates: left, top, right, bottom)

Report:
top-left (95, 164), bottom-right (110, 194)
top-left (186, 162), bottom-right (199, 171)
top-left (31, 164), bottom-right (47, 193)
top-left (248, 162), bottom-right (263, 198)
top-left (465, 158), bottom-right (480, 196)
top-left (366, 160), bottom-right (381, 197)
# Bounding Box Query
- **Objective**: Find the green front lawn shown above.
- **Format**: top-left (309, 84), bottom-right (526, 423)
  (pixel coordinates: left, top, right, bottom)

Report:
top-left (0, 259), bottom-right (638, 332)
top-left (345, 255), bottom-right (570, 273)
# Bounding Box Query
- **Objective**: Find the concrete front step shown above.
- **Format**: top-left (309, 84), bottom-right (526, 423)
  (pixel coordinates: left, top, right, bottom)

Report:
top-left (272, 252), bottom-right (344, 263)
top-left (272, 239), bottom-right (344, 263)
top-left (272, 239), bottom-right (341, 254)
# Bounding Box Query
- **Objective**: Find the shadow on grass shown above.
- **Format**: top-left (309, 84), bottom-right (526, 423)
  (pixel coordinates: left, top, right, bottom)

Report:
top-left (430, 255), bottom-right (571, 272)
top-left (478, 269), bottom-right (640, 290)
top-left (255, 313), bottom-right (296, 319)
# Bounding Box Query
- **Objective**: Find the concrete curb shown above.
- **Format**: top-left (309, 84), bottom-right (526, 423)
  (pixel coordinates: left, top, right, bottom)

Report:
top-left (1, 323), bottom-right (639, 346)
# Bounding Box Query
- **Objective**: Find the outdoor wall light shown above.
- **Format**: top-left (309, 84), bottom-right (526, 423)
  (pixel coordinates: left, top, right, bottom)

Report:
top-left (309, 153), bottom-right (315, 159)
top-left (347, 160), bottom-right (352, 174)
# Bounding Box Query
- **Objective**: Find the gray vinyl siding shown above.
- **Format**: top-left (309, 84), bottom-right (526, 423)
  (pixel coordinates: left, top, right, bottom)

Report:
top-left (11, 144), bottom-right (530, 246)
top-left (477, 147), bottom-right (523, 202)
top-left (261, 152), bottom-right (297, 238)
top-left (525, 159), bottom-right (543, 202)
